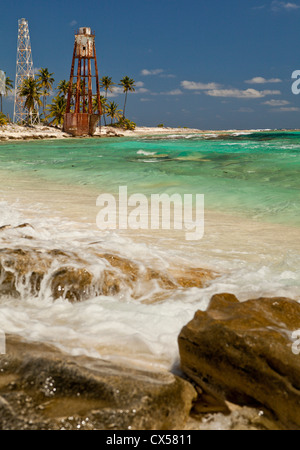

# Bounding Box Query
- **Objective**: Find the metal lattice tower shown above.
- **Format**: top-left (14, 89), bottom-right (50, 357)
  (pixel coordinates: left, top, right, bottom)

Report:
top-left (13, 18), bottom-right (39, 124)
top-left (64, 27), bottom-right (102, 136)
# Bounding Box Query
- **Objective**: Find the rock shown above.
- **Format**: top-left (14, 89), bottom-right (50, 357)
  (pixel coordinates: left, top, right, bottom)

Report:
top-left (50, 267), bottom-right (94, 302)
top-left (0, 247), bottom-right (216, 302)
top-left (178, 293), bottom-right (300, 430)
top-left (0, 335), bottom-right (197, 430)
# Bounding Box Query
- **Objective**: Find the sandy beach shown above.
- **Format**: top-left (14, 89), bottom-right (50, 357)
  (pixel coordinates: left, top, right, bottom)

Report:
top-left (0, 123), bottom-right (205, 140)
top-left (0, 123), bottom-right (269, 141)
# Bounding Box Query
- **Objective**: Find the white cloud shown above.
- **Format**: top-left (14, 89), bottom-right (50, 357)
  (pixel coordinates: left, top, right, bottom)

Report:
top-left (106, 84), bottom-right (149, 98)
top-left (205, 88), bottom-right (281, 98)
top-left (272, 106), bottom-right (300, 111)
top-left (135, 88), bottom-right (150, 94)
top-left (163, 89), bottom-right (183, 96)
top-left (181, 80), bottom-right (221, 90)
top-left (141, 69), bottom-right (164, 76)
top-left (245, 76), bottom-right (282, 84)
top-left (106, 86), bottom-right (124, 98)
top-left (160, 73), bottom-right (176, 79)
top-left (69, 20), bottom-right (78, 27)
top-left (263, 99), bottom-right (290, 106)
top-left (181, 79), bottom-right (283, 100)
top-left (141, 69), bottom-right (175, 78)
top-left (5, 88), bottom-right (16, 101)
top-left (133, 81), bottom-right (150, 93)
top-left (151, 89), bottom-right (183, 96)
top-left (271, 1), bottom-right (300, 11)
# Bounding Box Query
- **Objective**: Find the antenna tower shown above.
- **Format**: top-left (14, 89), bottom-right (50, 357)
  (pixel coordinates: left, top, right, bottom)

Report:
top-left (13, 18), bottom-right (39, 124)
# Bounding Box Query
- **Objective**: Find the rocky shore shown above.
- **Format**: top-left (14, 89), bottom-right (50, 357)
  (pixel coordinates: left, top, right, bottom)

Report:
top-left (1, 292), bottom-right (300, 430)
top-left (178, 293), bottom-right (300, 430)
top-left (0, 335), bottom-right (196, 430)
top-left (0, 225), bottom-right (299, 429)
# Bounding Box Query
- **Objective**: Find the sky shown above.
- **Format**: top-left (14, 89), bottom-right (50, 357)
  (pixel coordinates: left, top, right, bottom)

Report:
top-left (1, 0), bottom-right (300, 129)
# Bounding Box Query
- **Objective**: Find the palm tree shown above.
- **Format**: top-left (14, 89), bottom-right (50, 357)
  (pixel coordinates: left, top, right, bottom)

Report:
top-left (106, 101), bottom-right (122, 125)
top-left (119, 76), bottom-right (135, 119)
top-left (0, 83), bottom-right (3, 114)
top-left (69, 82), bottom-right (78, 112)
top-left (37, 68), bottom-right (55, 120)
top-left (100, 77), bottom-right (115, 125)
top-left (93, 95), bottom-right (108, 126)
top-left (5, 76), bottom-right (13, 96)
top-left (0, 74), bottom-right (13, 113)
top-left (100, 76), bottom-right (115, 99)
top-left (18, 77), bottom-right (42, 124)
top-left (57, 80), bottom-right (70, 98)
top-left (46, 95), bottom-right (66, 127)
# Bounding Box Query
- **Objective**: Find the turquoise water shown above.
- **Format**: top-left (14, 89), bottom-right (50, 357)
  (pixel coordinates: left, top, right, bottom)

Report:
top-left (0, 131), bottom-right (299, 227)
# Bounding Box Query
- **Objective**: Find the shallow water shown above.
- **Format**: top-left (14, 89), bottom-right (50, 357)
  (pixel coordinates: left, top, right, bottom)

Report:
top-left (0, 131), bottom-right (299, 371)
top-left (1, 130), bottom-right (299, 226)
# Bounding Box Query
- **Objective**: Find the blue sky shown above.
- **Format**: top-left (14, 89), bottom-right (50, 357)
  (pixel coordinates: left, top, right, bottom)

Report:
top-left (1, 0), bottom-right (300, 129)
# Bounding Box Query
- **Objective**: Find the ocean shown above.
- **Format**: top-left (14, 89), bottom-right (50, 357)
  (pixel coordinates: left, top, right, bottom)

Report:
top-left (0, 130), bottom-right (299, 372)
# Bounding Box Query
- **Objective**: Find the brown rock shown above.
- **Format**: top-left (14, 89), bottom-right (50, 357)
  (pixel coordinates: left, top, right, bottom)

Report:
top-left (50, 267), bottom-right (94, 302)
top-left (0, 335), bottom-right (196, 430)
top-left (0, 246), bottom-right (216, 302)
top-left (178, 293), bottom-right (300, 430)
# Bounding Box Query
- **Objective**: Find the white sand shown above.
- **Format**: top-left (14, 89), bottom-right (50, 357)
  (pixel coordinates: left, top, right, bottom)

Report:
top-left (95, 125), bottom-right (206, 137)
top-left (0, 123), bottom-right (210, 140)
top-left (0, 124), bottom-right (70, 140)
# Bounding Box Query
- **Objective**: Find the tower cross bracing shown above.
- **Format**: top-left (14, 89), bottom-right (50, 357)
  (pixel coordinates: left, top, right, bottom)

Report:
top-left (13, 18), bottom-right (39, 124)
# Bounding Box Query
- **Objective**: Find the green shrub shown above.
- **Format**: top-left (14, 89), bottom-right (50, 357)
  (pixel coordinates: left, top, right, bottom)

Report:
top-left (0, 112), bottom-right (9, 126)
top-left (114, 118), bottom-right (136, 130)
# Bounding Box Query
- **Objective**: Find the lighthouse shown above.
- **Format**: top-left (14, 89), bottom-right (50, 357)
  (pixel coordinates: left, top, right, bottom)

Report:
top-left (63, 27), bottom-right (102, 136)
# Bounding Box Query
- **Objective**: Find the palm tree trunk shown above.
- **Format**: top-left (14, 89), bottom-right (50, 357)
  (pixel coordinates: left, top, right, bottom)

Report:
top-left (123, 91), bottom-right (128, 119)
top-left (103, 89), bottom-right (107, 126)
top-left (0, 94), bottom-right (2, 113)
top-left (42, 96), bottom-right (45, 120)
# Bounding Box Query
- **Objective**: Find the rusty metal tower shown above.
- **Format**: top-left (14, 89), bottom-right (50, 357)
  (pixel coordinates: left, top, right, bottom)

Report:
top-left (63, 27), bottom-right (102, 136)
top-left (13, 18), bottom-right (39, 124)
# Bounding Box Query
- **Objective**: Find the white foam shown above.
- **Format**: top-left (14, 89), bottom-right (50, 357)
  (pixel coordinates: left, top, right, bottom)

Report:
top-left (136, 150), bottom-right (157, 156)
top-left (0, 198), bottom-right (299, 370)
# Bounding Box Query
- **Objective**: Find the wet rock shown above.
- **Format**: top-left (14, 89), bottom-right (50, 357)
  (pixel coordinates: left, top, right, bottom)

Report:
top-left (50, 267), bottom-right (94, 302)
top-left (0, 335), bottom-right (197, 430)
top-left (178, 293), bottom-right (300, 430)
top-left (98, 253), bottom-right (216, 293)
top-left (0, 247), bottom-right (216, 302)
top-left (0, 225), bottom-right (12, 231)
top-left (168, 267), bottom-right (216, 289)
